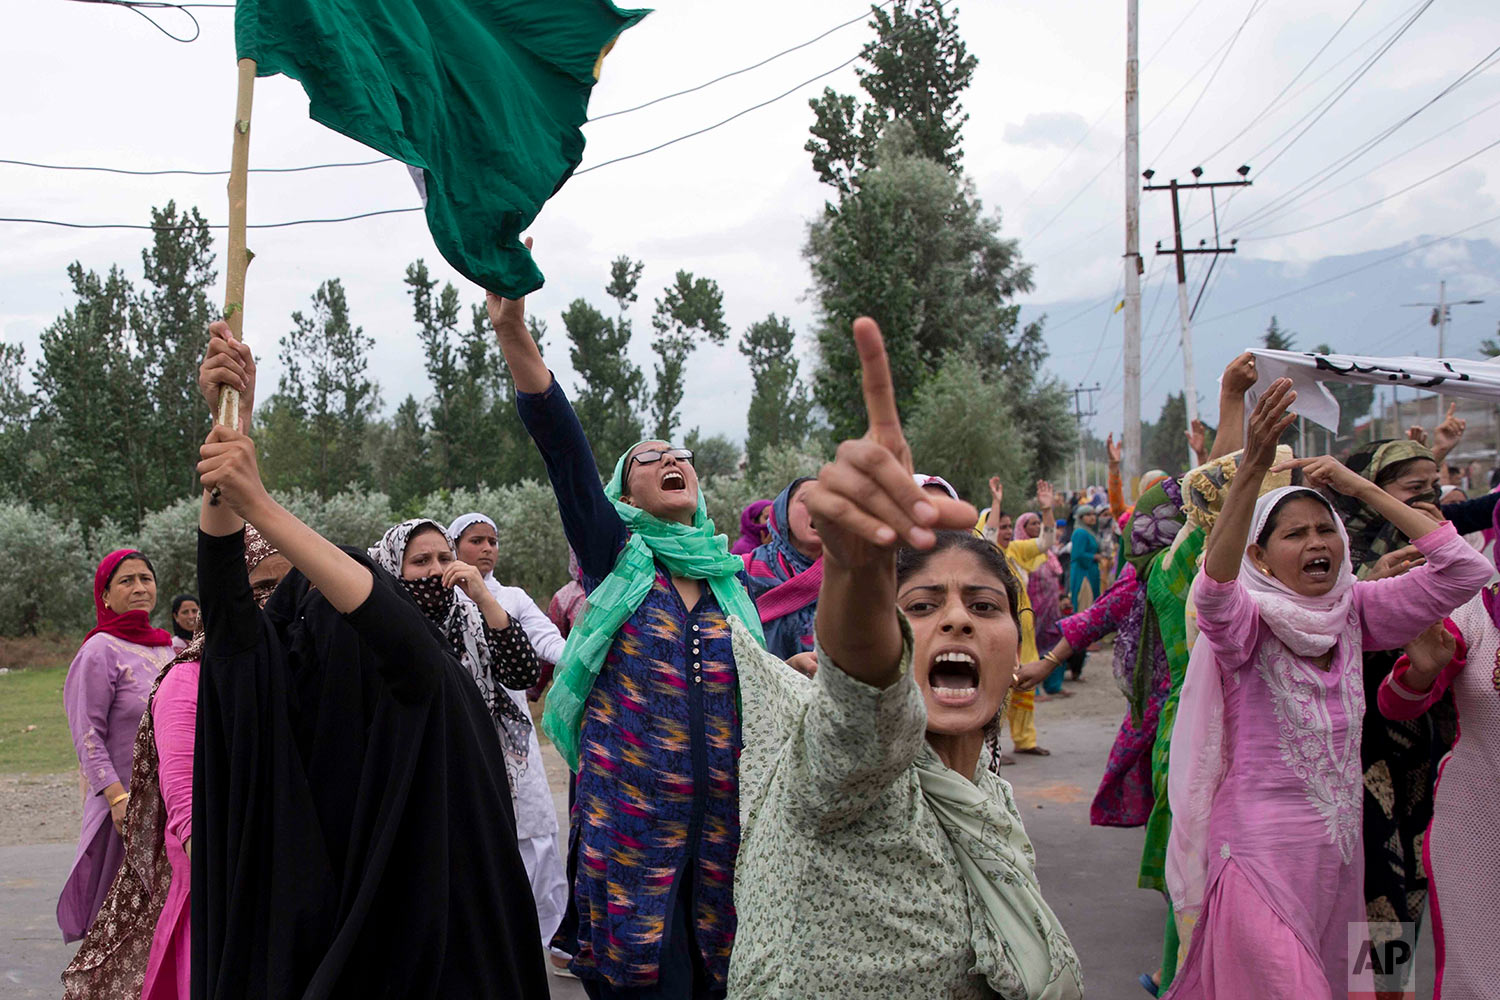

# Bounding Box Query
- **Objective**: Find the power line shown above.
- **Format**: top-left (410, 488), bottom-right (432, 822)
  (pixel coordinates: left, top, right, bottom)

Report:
top-left (1152, 0), bottom-right (1269, 164)
top-left (588, 1), bottom-right (893, 122)
top-left (1013, 0), bottom-right (1211, 211)
top-left (1231, 92), bottom-right (1500, 235)
top-left (0, 206), bottom-right (423, 231)
top-left (0, 156), bottom-right (392, 177)
top-left (60, 0), bottom-right (230, 44)
top-left (1195, 211), bottom-right (1500, 325)
top-left (1196, 0), bottom-right (1372, 166)
top-left (1237, 135), bottom-right (1500, 242)
top-left (1228, 42), bottom-right (1500, 234)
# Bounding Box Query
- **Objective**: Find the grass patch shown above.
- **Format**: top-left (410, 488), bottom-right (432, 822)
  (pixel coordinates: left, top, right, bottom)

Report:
top-left (0, 660), bottom-right (76, 774)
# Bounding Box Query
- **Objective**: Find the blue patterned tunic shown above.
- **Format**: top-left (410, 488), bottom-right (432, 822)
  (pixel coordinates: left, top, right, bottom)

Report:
top-left (518, 380), bottom-right (741, 991)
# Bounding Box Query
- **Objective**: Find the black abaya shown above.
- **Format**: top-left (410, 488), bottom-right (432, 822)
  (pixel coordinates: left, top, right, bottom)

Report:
top-left (191, 528), bottom-right (546, 999)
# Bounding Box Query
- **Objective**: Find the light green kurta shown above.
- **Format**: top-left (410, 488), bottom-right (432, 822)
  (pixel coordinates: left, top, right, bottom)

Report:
top-left (727, 618), bottom-right (1082, 999)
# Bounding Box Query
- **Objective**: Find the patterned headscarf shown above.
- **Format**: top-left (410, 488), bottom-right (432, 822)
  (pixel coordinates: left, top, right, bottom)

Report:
top-left (370, 518), bottom-right (531, 781)
top-left (744, 478), bottom-right (822, 660)
top-left (541, 441), bottom-right (765, 771)
top-left (1332, 439), bottom-right (1439, 577)
top-left (61, 524), bottom-right (283, 998)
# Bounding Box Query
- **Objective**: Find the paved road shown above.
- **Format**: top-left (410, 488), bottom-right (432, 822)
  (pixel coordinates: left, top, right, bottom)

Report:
top-left (0, 685), bottom-right (1435, 999)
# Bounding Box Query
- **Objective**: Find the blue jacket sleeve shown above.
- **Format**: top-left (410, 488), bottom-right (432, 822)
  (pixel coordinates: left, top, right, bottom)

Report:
top-left (1441, 491), bottom-right (1500, 536)
top-left (516, 377), bottom-right (628, 581)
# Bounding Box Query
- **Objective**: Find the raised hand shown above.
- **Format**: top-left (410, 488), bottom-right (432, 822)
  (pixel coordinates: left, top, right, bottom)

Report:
top-left (1271, 454), bottom-right (1367, 497)
top-left (1186, 418), bottom-right (1208, 461)
top-left (1402, 621), bottom-right (1458, 685)
top-left (1434, 403), bottom-right (1466, 454)
top-left (804, 318), bottom-right (977, 571)
top-left (1107, 433), bottom-right (1122, 466)
top-left (1407, 425), bottom-right (1429, 446)
top-left (1222, 352), bottom-right (1258, 395)
top-left (1035, 479), bottom-right (1056, 511)
top-left (989, 476), bottom-right (1004, 506)
top-left (1367, 545), bottom-right (1425, 581)
top-left (199, 320), bottom-right (256, 431)
top-left (197, 425), bottom-right (272, 519)
top-left (1243, 378), bottom-right (1296, 470)
top-left (442, 560), bottom-right (488, 600)
top-left (485, 236), bottom-right (550, 394)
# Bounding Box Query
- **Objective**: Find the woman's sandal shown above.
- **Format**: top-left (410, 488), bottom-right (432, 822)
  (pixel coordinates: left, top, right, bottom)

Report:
top-left (1138, 972), bottom-right (1160, 996)
top-left (1015, 746), bottom-right (1051, 756)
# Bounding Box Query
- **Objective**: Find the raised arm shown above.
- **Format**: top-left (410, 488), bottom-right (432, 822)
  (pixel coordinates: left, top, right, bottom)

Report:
top-left (1035, 480), bottom-right (1058, 549)
top-left (1209, 352), bottom-right (1258, 461)
top-left (1204, 379), bottom-right (1297, 583)
top-left (1431, 402), bottom-right (1466, 465)
top-left (485, 260), bottom-right (625, 579)
top-left (804, 318), bottom-right (977, 689)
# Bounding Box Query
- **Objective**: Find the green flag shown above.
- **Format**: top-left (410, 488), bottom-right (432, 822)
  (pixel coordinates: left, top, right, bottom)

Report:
top-left (236, 0), bottom-right (650, 297)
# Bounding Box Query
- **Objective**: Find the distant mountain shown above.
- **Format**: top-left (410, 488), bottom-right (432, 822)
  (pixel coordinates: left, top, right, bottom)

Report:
top-left (1022, 236), bottom-right (1500, 429)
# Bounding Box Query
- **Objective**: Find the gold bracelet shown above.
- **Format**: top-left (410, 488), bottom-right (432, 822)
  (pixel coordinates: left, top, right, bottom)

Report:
top-left (1041, 650), bottom-right (1061, 667)
top-left (108, 790), bottom-right (130, 808)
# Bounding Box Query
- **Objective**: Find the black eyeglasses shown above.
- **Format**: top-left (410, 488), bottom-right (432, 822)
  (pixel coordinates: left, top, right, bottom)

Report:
top-left (629, 448), bottom-right (694, 467)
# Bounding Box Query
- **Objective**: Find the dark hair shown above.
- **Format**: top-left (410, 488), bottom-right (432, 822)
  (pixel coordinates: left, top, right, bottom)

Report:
top-left (896, 531), bottom-right (1025, 774)
top-left (1255, 490), bottom-right (1336, 547)
top-left (406, 523), bottom-right (449, 551)
top-left (106, 552), bottom-right (156, 589)
top-left (171, 593), bottom-right (198, 614)
top-left (784, 476), bottom-right (815, 505)
top-left (1374, 456), bottom-right (1434, 489)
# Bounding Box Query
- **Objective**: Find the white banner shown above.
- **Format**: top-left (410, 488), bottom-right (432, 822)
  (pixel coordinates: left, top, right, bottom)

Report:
top-left (1241, 350), bottom-right (1500, 433)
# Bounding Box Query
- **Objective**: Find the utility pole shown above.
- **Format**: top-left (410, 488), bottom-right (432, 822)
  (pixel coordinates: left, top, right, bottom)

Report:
top-left (1402, 280), bottom-right (1484, 413)
top-left (1122, 0), bottom-right (1143, 501)
top-left (1070, 383), bottom-right (1102, 492)
top-left (1145, 167), bottom-right (1251, 468)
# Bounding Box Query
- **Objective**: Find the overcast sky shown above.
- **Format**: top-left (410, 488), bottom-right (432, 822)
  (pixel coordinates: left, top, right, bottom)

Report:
top-left (3, 0), bottom-right (1497, 446)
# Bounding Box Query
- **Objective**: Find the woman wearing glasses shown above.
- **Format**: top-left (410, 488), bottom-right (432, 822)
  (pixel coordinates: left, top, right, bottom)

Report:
top-left (486, 273), bottom-right (765, 1000)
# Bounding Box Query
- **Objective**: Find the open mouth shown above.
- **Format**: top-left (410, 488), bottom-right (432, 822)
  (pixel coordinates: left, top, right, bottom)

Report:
top-left (1302, 556), bottom-right (1332, 580)
top-left (928, 650), bottom-right (980, 706)
top-left (661, 469), bottom-right (687, 492)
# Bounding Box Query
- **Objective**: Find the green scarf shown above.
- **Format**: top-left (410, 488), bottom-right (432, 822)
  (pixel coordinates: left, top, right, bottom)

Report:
top-left (914, 746), bottom-right (1085, 999)
top-left (541, 443), bottom-right (766, 770)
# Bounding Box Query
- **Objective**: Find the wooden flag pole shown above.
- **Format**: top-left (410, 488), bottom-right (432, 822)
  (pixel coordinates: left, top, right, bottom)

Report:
top-left (217, 57), bottom-right (257, 431)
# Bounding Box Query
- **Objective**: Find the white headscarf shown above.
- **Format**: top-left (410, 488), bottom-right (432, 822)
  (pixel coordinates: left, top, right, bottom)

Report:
top-left (1166, 486), bottom-right (1354, 924)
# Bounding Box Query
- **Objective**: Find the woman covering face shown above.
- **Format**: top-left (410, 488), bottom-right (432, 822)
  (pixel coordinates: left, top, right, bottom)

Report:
top-left (370, 519), bottom-right (541, 786)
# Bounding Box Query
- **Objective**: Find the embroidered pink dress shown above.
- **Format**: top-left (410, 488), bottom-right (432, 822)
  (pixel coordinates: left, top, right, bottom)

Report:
top-left (1378, 596), bottom-right (1500, 1000)
top-left (1165, 521), bottom-right (1489, 999)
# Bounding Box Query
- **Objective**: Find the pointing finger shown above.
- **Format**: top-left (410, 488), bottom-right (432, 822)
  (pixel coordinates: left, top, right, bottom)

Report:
top-left (854, 317), bottom-right (901, 437)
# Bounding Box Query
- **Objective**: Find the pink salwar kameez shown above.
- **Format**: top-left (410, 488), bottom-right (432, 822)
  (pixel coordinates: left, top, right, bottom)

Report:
top-left (1379, 595), bottom-right (1500, 1000)
top-left (1165, 504), bottom-right (1489, 1000)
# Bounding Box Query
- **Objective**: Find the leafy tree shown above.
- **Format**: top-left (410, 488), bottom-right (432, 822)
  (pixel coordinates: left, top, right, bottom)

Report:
top-left (1142, 392), bottom-right (1189, 475)
top-left (0, 343), bottom-right (39, 500)
top-left (806, 128), bottom-right (1035, 440)
top-left (903, 354), bottom-right (1027, 505)
top-left (806, 0), bottom-right (976, 194)
top-left (682, 428), bottom-right (741, 480)
top-left (649, 270), bottom-right (728, 440)
top-left (262, 278), bottom-right (379, 495)
top-left (739, 314), bottom-right (813, 473)
top-left (566, 257), bottom-right (646, 473)
top-left (32, 263), bottom-right (149, 529)
top-left (1263, 315), bottom-right (1296, 351)
top-left (369, 394), bottom-right (437, 508)
top-left (132, 202), bottom-right (217, 504)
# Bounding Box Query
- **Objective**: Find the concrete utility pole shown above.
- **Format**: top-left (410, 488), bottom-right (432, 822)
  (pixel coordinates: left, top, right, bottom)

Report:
top-left (1402, 280), bottom-right (1484, 413)
top-left (1070, 383), bottom-right (1102, 492)
top-left (1144, 167), bottom-right (1251, 468)
top-left (1122, 0), bottom-right (1143, 500)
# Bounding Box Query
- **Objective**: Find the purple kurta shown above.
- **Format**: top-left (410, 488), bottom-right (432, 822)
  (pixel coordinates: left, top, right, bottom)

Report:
top-left (58, 632), bottom-right (171, 942)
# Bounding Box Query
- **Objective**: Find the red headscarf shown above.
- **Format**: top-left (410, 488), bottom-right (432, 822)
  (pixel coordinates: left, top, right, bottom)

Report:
top-left (84, 549), bottom-right (173, 648)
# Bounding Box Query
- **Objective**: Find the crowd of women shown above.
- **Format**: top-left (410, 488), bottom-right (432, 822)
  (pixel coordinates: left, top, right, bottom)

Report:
top-left (48, 268), bottom-right (1499, 999)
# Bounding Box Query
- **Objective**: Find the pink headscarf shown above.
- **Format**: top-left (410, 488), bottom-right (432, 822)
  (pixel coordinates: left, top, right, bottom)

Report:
top-left (1166, 486), bottom-right (1355, 923)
